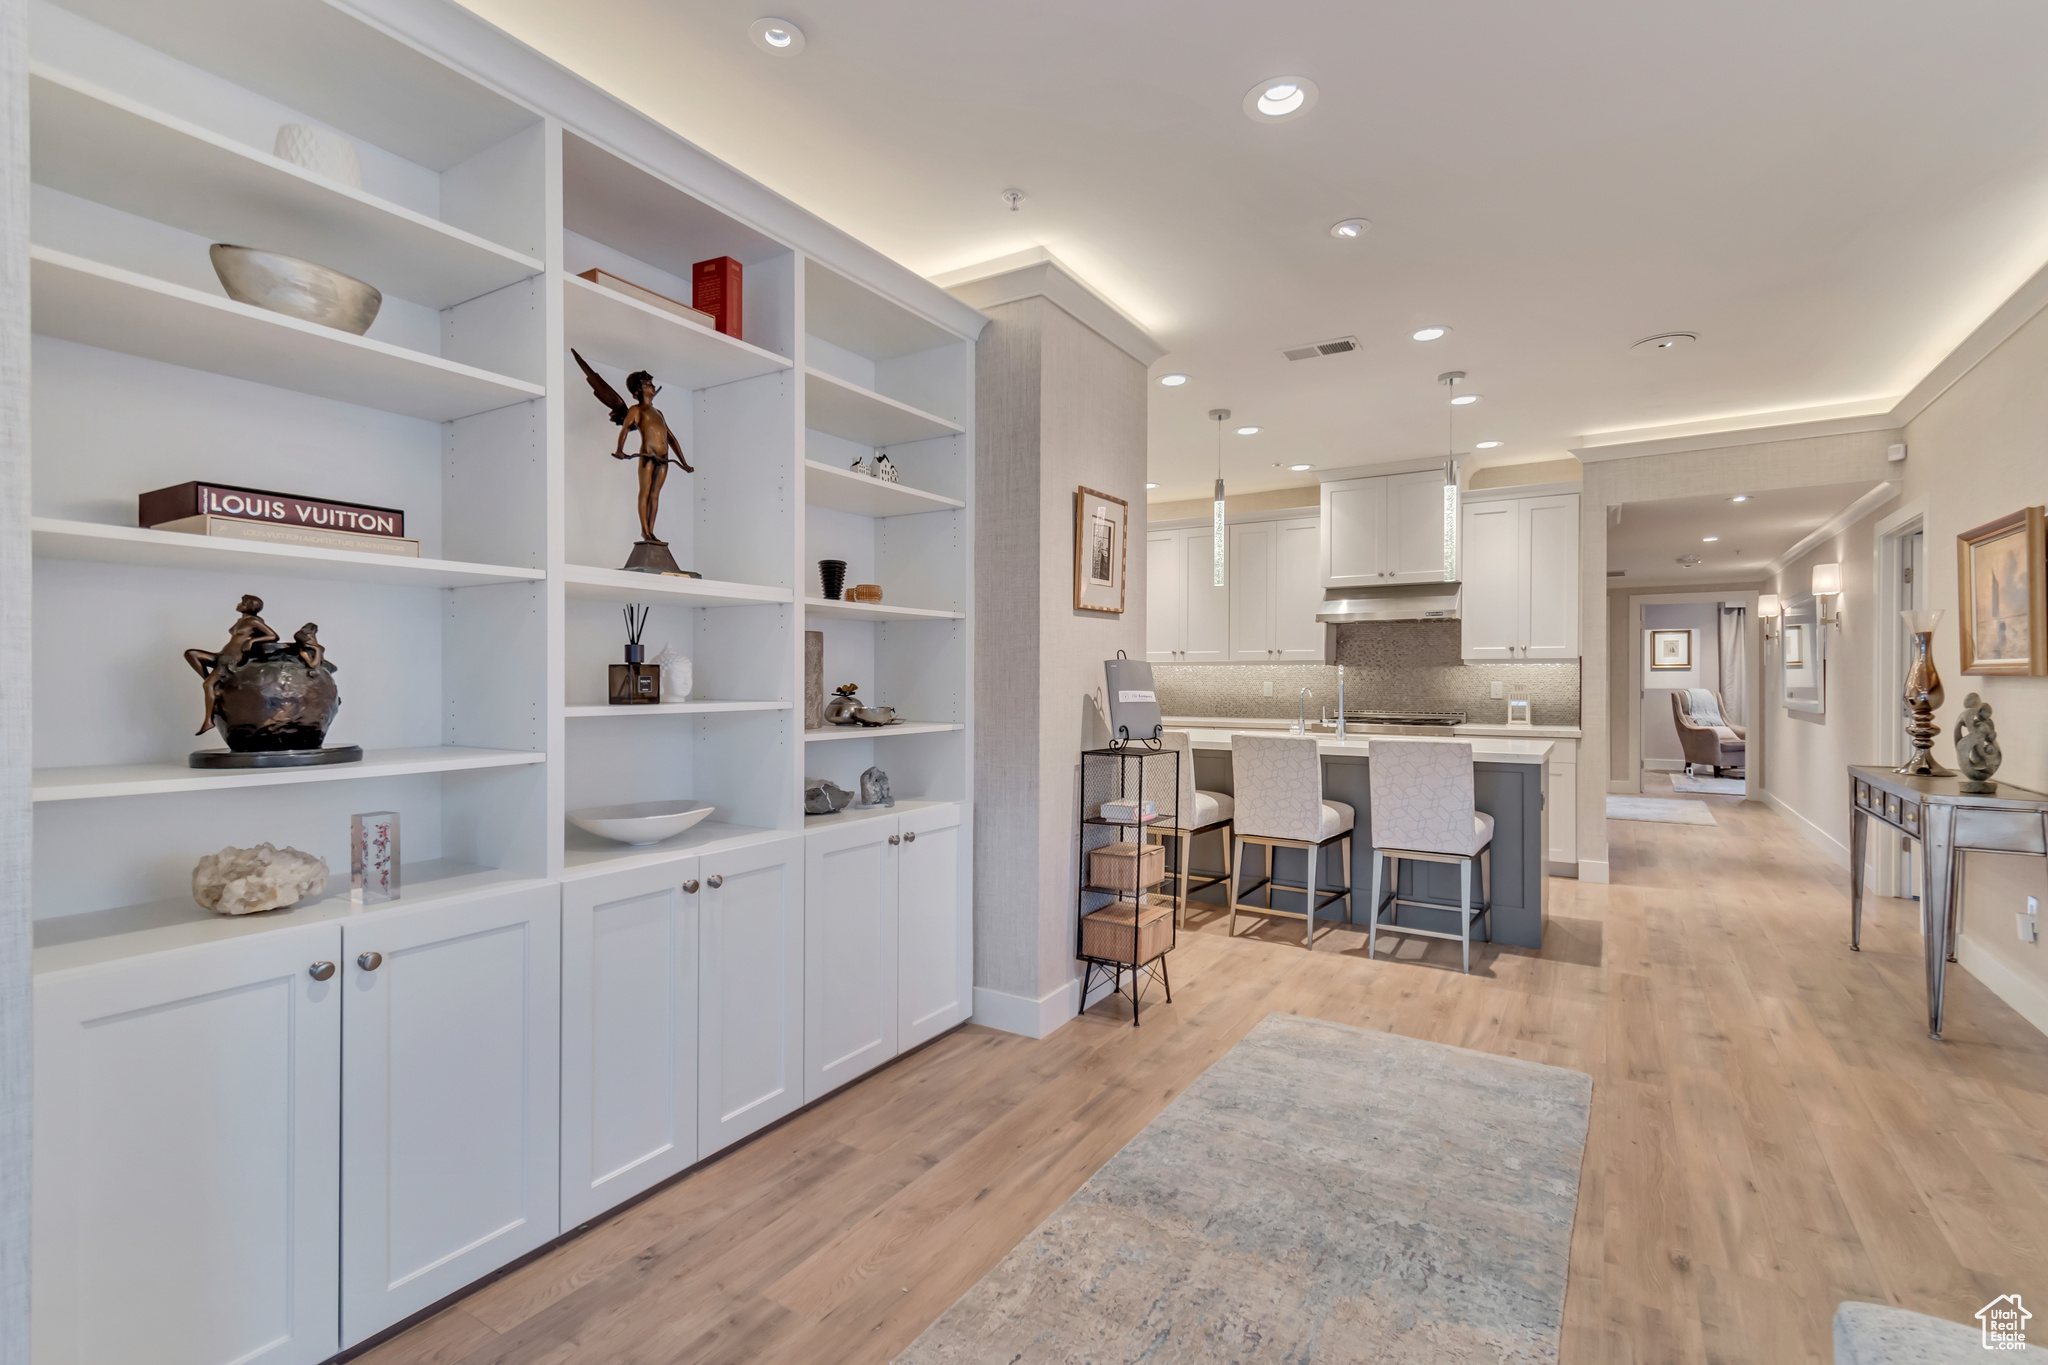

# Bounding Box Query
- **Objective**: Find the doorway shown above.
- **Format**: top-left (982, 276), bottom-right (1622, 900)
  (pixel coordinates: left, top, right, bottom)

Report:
top-left (1872, 503), bottom-right (1928, 900)
top-left (1627, 591), bottom-right (1760, 797)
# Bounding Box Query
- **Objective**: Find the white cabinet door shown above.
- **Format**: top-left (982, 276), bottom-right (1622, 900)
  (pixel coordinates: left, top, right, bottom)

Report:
top-left (1272, 516), bottom-right (1326, 660)
top-left (1146, 530), bottom-right (1181, 660)
top-left (700, 834), bottom-right (804, 1155)
top-left (804, 819), bottom-right (898, 1103)
top-left (561, 860), bottom-right (700, 1228)
top-left (1520, 494), bottom-right (1581, 659)
top-left (1387, 469), bottom-right (1454, 583)
top-left (1460, 500), bottom-right (1521, 661)
top-left (341, 885), bottom-right (561, 1347)
top-left (1180, 527), bottom-right (1230, 661)
top-left (897, 803), bottom-right (967, 1050)
top-left (1549, 758), bottom-right (1579, 868)
top-left (1228, 520), bottom-right (1276, 659)
top-left (1321, 477), bottom-right (1386, 587)
top-left (34, 924), bottom-right (342, 1365)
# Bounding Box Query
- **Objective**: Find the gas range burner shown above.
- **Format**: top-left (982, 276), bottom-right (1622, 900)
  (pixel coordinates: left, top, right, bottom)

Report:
top-left (1340, 710), bottom-right (1466, 729)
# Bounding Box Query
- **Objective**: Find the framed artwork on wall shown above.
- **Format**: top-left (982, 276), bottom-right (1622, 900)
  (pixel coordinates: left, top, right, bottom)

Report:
top-left (1649, 628), bottom-right (1693, 670)
top-left (1074, 487), bottom-right (1128, 614)
top-left (1957, 505), bottom-right (2045, 675)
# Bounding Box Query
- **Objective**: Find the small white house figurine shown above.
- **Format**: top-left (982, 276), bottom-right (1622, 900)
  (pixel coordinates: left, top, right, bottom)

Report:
top-left (653, 643), bottom-right (692, 702)
top-left (849, 455), bottom-right (872, 477)
top-left (874, 454), bottom-right (899, 483)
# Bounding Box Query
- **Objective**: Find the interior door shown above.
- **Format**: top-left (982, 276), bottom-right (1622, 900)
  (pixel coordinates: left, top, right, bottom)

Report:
top-left (1228, 520), bottom-right (1276, 659)
top-left (1459, 499), bottom-right (1521, 660)
top-left (1146, 530), bottom-right (1181, 660)
top-left (897, 802), bottom-right (967, 1049)
top-left (340, 884), bottom-right (561, 1347)
top-left (560, 859), bottom-right (701, 1228)
top-left (33, 923), bottom-right (342, 1365)
top-left (1180, 527), bottom-right (1230, 661)
top-left (1272, 516), bottom-right (1325, 659)
top-left (1321, 476), bottom-right (1386, 587)
top-left (1520, 494), bottom-right (1581, 658)
top-left (699, 834), bottom-right (804, 1155)
top-left (1386, 469), bottom-right (1454, 582)
top-left (804, 817), bottom-right (899, 1103)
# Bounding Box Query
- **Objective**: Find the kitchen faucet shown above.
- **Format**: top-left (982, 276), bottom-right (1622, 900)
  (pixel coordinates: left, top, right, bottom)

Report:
top-left (1297, 686), bottom-right (1314, 735)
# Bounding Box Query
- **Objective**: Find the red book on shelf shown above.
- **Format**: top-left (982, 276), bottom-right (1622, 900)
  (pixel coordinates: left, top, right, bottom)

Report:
top-left (692, 256), bottom-right (743, 339)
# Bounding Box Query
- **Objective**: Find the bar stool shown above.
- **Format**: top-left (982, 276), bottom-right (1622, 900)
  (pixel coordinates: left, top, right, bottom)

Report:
top-left (1227, 733), bottom-right (1354, 949)
top-left (1365, 739), bottom-right (1493, 973)
top-left (1150, 729), bottom-right (1233, 925)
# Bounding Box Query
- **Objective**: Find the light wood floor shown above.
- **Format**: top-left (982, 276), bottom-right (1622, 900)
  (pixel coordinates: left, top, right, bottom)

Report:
top-left (357, 784), bottom-right (2048, 1364)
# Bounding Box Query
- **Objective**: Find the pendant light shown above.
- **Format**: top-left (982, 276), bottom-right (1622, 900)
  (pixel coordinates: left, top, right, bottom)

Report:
top-left (1208, 408), bottom-right (1230, 586)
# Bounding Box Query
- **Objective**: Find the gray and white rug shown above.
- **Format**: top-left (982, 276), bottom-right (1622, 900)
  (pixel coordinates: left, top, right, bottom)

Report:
top-left (896, 1014), bottom-right (1592, 1364)
top-left (1607, 795), bottom-right (1717, 825)
top-left (1669, 773), bottom-right (1746, 795)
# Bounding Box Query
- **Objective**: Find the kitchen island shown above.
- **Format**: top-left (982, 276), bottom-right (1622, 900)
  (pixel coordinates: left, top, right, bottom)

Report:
top-left (1172, 728), bottom-right (1554, 949)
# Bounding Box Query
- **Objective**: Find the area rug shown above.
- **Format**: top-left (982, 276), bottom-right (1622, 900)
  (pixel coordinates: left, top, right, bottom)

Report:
top-left (1669, 773), bottom-right (1746, 796)
top-left (894, 1014), bottom-right (1592, 1364)
top-left (1607, 795), bottom-right (1716, 825)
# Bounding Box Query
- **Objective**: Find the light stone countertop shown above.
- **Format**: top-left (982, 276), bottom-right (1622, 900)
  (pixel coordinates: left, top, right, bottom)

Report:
top-left (1163, 715), bottom-right (1581, 740)
top-left (1171, 727), bottom-right (1554, 765)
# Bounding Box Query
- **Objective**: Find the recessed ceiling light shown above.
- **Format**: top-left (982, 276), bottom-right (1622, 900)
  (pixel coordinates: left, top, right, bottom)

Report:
top-left (1330, 218), bottom-right (1370, 239)
top-left (1702, 536), bottom-right (1719, 542)
top-left (1412, 326), bottom-right (1449, 342)
top-left (1146, 482), bottom-right (1158, 489)
top-left (1236, 426), bottom-right (1260, 435)
top-left (1633, 332), bottom-right (1698, 351)
top-left (1730, 494), bottom-right (1749, 502)
top-left (748, 17), bottom-right (805, 52)
top-left (1242, 76), bottom-right (1319, 123)
top-left (1474, 440), bottom-right (1502, 450)
top-left (1159, 373), bottom-right (1188, 387)
top-left (1449, 394), bottom-right (1480, 406)
top-left (1290, 463), bottom-right (1314, 471)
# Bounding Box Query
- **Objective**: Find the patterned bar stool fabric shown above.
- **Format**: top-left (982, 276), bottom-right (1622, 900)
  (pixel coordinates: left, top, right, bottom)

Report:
top-left (1227, 733), bottom-right (1354, 949)
top-left (1366, 739), bottom-right (1494, 972)
top-left (1150, 730), bottom-right (1234, 925)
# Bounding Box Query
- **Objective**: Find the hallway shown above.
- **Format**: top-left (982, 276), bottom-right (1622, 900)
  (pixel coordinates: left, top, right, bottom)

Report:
top-left (357, 792), bottom-right (2048, 1365)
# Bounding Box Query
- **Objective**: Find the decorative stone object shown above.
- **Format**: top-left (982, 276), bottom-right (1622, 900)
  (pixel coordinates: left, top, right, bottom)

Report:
top-left (805, 778), bottom-right (853, 815)
top-left (192, 842), bottom-right (329, 916)
top-left (1954, 692), bottom-right (2003, 793)
top-left (653, 642), bottom-right (693, 703)
top-left (859, 766), bottom-right (894, 808)
top-left (804, 631), bottom-right (825, 729)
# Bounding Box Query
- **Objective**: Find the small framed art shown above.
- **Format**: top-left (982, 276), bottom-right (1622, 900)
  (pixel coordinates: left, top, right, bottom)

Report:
top-left (1074, 487), bottom-right (1128, 614)
top-left (1957, 505), bottom-right (2045, 676)
top-left (1649, 628), bottom-right (1693, 670)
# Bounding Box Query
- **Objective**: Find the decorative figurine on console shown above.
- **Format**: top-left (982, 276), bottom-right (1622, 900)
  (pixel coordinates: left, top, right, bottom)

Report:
top-left (185, 595), bottom-right (359, 768)
top-left (572, 348), bottom-right (700, 577)
top-left (1955, 692), bottom-right (2003, 793)
top-left (858, 765), bottom-right (894, 808)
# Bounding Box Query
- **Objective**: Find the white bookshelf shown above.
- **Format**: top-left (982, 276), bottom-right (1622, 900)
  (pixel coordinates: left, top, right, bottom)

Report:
top-left (803, 722), bottom-right (963, 742)
top-left (33, 747), bottom-right (544, 803)
top-left (562, 701), bottom-right (789, 719)
top-left (803, 460), bottom-right (964, 517)
top-left (804, 367), bottom-right (963, 446)
top-left (804, 597), bottom-right (965, 622)
top-left (32, 518), bottom-right (544, 589)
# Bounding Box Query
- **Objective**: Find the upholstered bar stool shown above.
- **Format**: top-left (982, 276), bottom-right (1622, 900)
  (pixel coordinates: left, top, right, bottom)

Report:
top-left (1151, 729), bottom-right (1234, 924)
top-left (1365, 739), bottom-right (1494, 973)
top-left (1227, 733), bottom-right (1354, 949)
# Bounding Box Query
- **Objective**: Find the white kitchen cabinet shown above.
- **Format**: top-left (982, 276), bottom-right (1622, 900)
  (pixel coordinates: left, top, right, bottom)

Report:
top-left (896, 803), bottom-right (968, 1049)
top-left (699, 834), bottom-right (805, 1155)
top-left (1461, 492), bottom-right (1580, 661)
top-left (1547, 741), bottom-right (1580, 872)
top-left (1148, 526), bottom-right (1228, 661)
top-left (1230, 517), bottom-right (1323, 660)
top-left (340, 884), bottom-right (562, 1347)
top-left (1227, 520), bottom-right (1276, 660)
top-left (1321, 469), bottom-right (1454, 588)
top-left (33, 924), bottom-right (342, 1365)
top-left (804, 819), bottom-right (899, 1102)
top-left (561, 860), bottom-right (701, 1229)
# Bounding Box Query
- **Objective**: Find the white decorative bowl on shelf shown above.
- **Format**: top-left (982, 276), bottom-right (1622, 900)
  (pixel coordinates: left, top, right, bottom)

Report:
top-left (273, 123), bottom-right (363, 188)
top-left (568, 799), bottom-right (714, 846)
top-left (209, 244), bottom-right (383, 334)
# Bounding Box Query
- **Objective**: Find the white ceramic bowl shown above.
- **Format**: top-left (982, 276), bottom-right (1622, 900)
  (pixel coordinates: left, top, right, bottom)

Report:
top-left (568, 799), bottom-right (714, 846)
top-left (209, 244), bottom-right (383, 334)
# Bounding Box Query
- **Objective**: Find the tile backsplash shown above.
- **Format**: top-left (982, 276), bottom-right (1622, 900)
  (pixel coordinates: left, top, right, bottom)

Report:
top-left (1152, 621), bottom-right (1581, 726)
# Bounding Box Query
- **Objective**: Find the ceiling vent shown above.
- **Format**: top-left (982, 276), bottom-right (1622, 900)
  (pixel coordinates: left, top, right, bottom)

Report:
top-left (1282, 335), bottom-right (1359, 362)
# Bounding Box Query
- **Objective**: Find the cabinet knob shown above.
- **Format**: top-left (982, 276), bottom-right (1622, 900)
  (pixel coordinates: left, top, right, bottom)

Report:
top-left (707, 874), bottom-right (723, 889)
top-left (904, 829), bottom-right (916, 842)
top-left (357, 951), bottom-right (382, 972)
top-left (682, 879), bottom-right (700, 894)
top-left (308, 961), bottom-right (336, 981)
top-left (888, 834), bottom-right (901, 846)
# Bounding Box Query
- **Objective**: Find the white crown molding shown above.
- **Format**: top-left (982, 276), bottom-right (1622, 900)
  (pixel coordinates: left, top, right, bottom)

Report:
top-left (1891, 253), bottom-right (2048, 425)
top-left (1570, 409), bottom-right (1902, 463)
top-left (934, 247), bottom-right (1164, 365)
top-left (1763, 481), bottom-right (1900, 578)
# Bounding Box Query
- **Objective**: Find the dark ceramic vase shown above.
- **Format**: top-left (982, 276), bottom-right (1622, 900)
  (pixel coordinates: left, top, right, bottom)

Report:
top-left (818, 559), bottom-right (848, 600)
top-left (214, 643), bottom-right (341, 751)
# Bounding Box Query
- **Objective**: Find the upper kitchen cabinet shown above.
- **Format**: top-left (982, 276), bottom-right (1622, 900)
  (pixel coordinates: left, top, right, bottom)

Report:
top-left (1320, 469), bottom-right (1457, 589)
top-left (1461, 492), bottom-right (1581, 661)
top-left (1147, 527), bottom-right (1229, 662)
top-left (1230, 517), bottom-right (1323, 661)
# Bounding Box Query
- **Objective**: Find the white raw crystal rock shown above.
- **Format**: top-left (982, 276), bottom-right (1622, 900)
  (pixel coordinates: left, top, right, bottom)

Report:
top-left (192, 843), bottom-right (330, 916)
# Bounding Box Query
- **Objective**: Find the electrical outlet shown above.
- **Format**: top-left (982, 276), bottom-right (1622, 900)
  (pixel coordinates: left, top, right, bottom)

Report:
top-left (2022, 913), bottom-right (2041, 944)
top-left (1490, 682), bottom-right (1504, 699)
top-left (1262, 680), bottom-right (1273, 697)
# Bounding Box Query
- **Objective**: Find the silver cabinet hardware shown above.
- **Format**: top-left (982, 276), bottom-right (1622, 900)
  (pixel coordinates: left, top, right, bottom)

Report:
top-left (888, 834), bottom-right (901, 845)
top-left (681, 879), bottom-right (700, 894)
top-left (357, 951), bottom-right (382, 971)
top-left (707, 874), bottom-right (723, 889)
top-left (308, 961), bottom-right (336, 981)
top-left (904, 829), bottom-right (916, 842)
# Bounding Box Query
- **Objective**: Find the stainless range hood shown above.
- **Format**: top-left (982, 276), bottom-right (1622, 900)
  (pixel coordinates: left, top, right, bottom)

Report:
top-left (1314, 584), bottom-right (1462, 624)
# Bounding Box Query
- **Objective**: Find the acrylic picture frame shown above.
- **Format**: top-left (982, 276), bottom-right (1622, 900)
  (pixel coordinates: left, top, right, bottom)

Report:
top-left (1074, 486), bottom-right (1128, 614)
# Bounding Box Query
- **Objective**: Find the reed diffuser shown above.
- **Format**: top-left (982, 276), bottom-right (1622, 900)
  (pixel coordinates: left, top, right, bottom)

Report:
top-left (609, 603), bottom-right (662, 705)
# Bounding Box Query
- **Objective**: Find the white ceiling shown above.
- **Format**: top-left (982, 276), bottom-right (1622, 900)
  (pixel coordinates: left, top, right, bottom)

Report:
top-left (457, 0), bottom-right (2048, 500)
top-left (1607, 481), bottom-right (1884, 587)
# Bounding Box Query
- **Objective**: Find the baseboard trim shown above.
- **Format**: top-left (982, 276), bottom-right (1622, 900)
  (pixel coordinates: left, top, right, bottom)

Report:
top-left (1643, 759), bottom-right (1687, 773)
top-left (1546, 860), bottom-right (1580, 879)
top-left (1577, 859), bottom-right (1610, 884)
top-left (1957, 937), bottom-right (2048, 1041)
top-left (973, 967), bottom-right (1127, 1038)
top-left (1761, 789), bottom-right (1850, 866)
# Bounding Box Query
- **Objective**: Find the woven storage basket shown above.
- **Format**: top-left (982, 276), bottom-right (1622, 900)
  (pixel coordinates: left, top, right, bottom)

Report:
top-left (1081, 900), bottom-right (1174, 963)
top-left (1088, 840), bottom-right (1165, 892)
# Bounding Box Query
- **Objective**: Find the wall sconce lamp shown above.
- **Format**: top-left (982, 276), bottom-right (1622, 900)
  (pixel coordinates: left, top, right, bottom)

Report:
top-left (1811, 563), bottom-right (1843, 625)
top-left (1757, 593), bottom-right (1781, 641)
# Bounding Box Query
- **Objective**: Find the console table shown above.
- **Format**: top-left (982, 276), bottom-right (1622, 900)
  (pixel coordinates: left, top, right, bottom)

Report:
top-left (1848, 766), bottom-right (2048, 1039)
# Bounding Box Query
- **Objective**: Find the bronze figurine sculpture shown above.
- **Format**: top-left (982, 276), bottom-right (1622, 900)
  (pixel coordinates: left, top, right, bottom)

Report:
top-left (572, 348), bottom-right (699, 577)
top-left (185, 596), bottom-right (360, 768)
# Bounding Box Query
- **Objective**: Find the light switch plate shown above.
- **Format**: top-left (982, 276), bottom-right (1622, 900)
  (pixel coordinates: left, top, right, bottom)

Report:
top-left (1262, 680), bottom-right (1273, 697)
top-left (2021, 913), bottom-right (2041, 944)
top-left (1490, 682), bottom-right (1504, 699)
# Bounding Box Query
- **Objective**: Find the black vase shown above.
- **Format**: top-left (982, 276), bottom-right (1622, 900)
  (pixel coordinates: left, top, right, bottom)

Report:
top-left (818, 559), bottom-right (848, 600)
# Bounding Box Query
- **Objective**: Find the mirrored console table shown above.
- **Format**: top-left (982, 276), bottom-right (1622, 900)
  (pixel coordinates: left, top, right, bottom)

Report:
top-left (1848, 765), bottom-right (2048, 1039)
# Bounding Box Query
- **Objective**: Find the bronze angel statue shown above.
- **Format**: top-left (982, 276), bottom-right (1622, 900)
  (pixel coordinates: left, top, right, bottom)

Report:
top-left (573, 349), bottom-right (695, 571)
